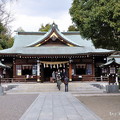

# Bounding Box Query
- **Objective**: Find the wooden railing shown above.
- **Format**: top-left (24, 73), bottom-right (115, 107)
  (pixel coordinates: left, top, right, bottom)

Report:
top-left (1, 78), bottom-right (27, 83)
top-left (0, 76), bottom-right (109, 83)
top-left (94, 76), bottom-right (109, 81)
top-left (72, 75), bottom-right (109, 81)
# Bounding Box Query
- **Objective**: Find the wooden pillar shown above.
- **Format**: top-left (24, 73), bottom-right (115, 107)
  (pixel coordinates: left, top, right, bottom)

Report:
top-left (13, 59), bottom-right (16, 79)
top-left (37, 60), bottom-right (40, 82)
top-left (69, 63), bottom-right (72, 81)
top-left (92, 56), bottom-right (95, 81)
top-left (40, 64), bottom-right (44, 83)
top-left (92, 63), bottom-right (95, 78)
top-left (116, 74), bottom-right (119, 85)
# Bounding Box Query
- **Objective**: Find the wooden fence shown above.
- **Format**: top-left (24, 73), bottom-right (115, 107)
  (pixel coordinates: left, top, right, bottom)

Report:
top-left (0, 76), bottom-right (109, 83)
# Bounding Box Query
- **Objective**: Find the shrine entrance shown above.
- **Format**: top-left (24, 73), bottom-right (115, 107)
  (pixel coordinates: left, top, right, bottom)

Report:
top-left (40, 61), bottom-right (69, 82)
top-left (43, 67), bottom-right (57, 82)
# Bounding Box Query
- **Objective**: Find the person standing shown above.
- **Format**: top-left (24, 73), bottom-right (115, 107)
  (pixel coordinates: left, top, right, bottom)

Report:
top-left (56, 70), bottom-right (62, 90)
top-left (61, 69), bottom-right (66, 82)
top-left (64, 76), bottom-right (69, 92)
top-left (52, 71), bottom-right (56, 82)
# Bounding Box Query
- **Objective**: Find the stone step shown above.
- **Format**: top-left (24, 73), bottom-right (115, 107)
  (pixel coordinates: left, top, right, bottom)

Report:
top-left (5, 82), bottom-right (104, 94)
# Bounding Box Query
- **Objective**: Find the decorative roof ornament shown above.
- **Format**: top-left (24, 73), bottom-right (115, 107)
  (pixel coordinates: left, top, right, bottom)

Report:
top-left (51, 22), bottom-right (59, 30)
top-left (108, 58), bottom-right (115, 62)
top-left (51, 35), bottom-right (57, 41)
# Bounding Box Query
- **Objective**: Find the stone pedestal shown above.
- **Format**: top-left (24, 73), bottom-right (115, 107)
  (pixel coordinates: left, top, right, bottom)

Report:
top-left (106, 85), bottom-right (119, 93)
top-left (0, 86), bottom-right (4, 96)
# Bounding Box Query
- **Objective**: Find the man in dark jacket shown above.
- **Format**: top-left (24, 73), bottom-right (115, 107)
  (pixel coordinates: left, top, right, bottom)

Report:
top-left (64, 76), bottom-right (69, 92)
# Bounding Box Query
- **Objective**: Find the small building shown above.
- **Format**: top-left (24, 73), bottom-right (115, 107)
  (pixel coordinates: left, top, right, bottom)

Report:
top-left (101, 52), bottom-right (120, 84)
top-left (0, 23), bottom-right (114, 82)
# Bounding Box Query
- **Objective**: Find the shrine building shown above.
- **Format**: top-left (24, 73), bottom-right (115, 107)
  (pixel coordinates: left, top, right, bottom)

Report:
top-left (0, 23), bottom-right (114, 82)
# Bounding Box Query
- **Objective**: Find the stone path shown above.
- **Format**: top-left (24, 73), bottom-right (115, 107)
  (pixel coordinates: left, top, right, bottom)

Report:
top-left (2, 82), bottom-right (117, 120)
top-left (19, 92), bottom-right (102, 120)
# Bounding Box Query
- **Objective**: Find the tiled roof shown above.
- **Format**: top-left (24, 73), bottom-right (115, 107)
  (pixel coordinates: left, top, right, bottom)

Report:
top-left (100, 59), bottom-right (120, 67)
top-left (0, 46), bottom-right (113, 55)
top-left (0, 23), bottom-right (114, 55)
top-left (0, 61), bottom-right (10, 68)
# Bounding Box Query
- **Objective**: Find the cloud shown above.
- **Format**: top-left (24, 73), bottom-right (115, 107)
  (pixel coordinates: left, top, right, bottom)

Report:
top-left (11, 13), bottom-right (72, 32)
top-left (14, 0), bottom-right (72, 19)
top-left (7, 0), bottom-right (73, 33)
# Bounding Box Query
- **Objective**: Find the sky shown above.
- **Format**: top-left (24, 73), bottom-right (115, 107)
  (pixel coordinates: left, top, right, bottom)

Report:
top-left (7, 0), bottom-right (73, 33)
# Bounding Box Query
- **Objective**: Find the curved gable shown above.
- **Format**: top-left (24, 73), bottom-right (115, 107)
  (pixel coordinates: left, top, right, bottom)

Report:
top-left (28, 23), bottom-right (80, 47)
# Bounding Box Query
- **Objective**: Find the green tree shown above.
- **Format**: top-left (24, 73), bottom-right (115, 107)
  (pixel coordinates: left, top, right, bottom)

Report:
top-left (39, 23), bottom-right (51, 32)
top-left (67, 24), bottom-right (79, 31)
top-left (69, 0), bottom-right (120, 50)
top-left (0, 23), bottom-right (13, 49)
top-left (0, 0), bottom-right (16, 49)
top-left (0, 0), bottom-right (16, 26)
top-left (17, 27), bottom-right (25, 32)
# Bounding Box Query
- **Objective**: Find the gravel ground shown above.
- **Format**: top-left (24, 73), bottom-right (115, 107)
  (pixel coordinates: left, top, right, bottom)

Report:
top-left (0, 94), bottom-right (38, 120)
top-left (77, 96), bottom-right (120, 120)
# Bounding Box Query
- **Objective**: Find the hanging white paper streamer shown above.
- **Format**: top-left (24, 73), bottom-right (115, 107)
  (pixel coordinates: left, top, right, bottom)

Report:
top-left (64, 64), bottom-right (65, 68)
top-left (57, 64), bottom-right (58, 68)
top-left (50, 64), bottom-right (52, 69)
top-left (53, 65), bottom-right (55, 68)
top-left (60, 64), bottom-right (62, 67)
top-left (46, 64), bottom-right (49, 67)
top-left (44, 63), bottom-right (46, 68)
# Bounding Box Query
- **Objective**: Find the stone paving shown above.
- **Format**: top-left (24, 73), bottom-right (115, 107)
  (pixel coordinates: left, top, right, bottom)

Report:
top-left (19, 92), bottom-right (102, 120)
top-left (1, 82), bottom-right (119, 120)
